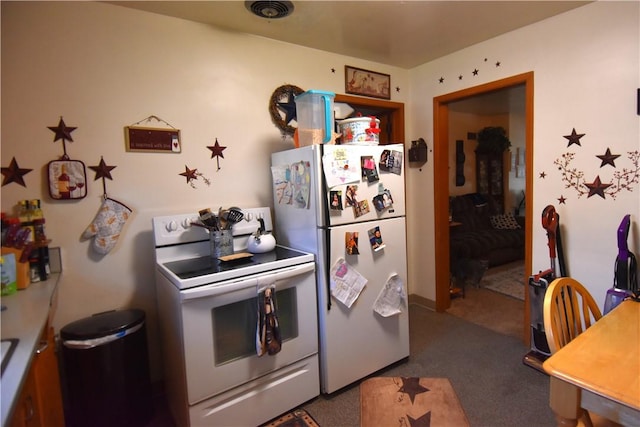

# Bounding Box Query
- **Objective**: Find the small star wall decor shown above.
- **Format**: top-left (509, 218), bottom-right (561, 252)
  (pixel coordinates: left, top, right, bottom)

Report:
top-left (596, 148), bottom-right (620, 167)
top-left (458, 75), bottom-right (463, 80)
top-left (396, 86), bottom-right (401, 92)
top-left (1, 157), bottom-right (32, 187)
top-left (473, 69), bottom-right (479, 76)
top-left (48, 116), bottom-right (77, 143)
top-left (89, 157), bottom-right (116, 181)
top-left (180, 165), bottom-right (198, 183)
top-left (557, 195), bottom-right (567, 204)
top-left (539, 171), bottom-right (547, 179)
top-left (495, 61), bottom-right (501, 67)
top-left (179, 165), bottom-right (211, 188)
top-left (207, 138), bottom-right (227, 170)
top-left (331, 68), bottom-right (335, 73)
top-left (584, 175), bottom-right (612, 199)
top-left (563, 128), bottom-right (585, 147)
top-left (439, 77), bottom-right (444, 84)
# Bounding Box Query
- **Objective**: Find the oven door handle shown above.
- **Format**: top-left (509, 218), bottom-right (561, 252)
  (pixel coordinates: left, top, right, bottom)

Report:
top-left (180, 262), bottom-right (315, 301)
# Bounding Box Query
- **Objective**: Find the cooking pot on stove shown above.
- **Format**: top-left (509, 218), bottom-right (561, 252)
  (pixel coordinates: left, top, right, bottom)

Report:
top-left (247, 218), bottom-right (276, 253)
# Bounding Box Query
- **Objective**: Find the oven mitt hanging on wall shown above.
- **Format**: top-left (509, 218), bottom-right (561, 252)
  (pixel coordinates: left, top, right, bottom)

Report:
top-left (81, 197), bottom-right (132, 254)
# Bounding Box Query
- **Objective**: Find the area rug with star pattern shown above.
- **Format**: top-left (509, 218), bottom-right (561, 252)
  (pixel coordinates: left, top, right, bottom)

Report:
top-left (360, 377), bottom-right (470, 427)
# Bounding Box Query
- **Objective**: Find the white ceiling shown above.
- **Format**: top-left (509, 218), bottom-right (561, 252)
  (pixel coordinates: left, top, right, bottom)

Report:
top-left (107, 1), bottom-right (590, 69)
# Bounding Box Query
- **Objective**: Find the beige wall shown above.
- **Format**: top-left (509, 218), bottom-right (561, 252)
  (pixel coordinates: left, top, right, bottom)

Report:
top-left (407, 1), bottom-right (639, 303)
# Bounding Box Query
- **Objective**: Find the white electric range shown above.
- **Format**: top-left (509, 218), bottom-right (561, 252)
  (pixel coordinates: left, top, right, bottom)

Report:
top-left (152, 207), bottom-right (319, 427)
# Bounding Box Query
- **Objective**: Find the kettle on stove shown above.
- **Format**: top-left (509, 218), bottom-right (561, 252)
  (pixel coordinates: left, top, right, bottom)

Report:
top-left (247, 218), bottom-right (276, 253)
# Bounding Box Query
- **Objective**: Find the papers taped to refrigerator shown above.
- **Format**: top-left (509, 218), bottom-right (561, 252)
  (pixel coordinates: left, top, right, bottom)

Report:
top-left (322, 148), bottom-right (359, 188)
top-left (373, 274), bottom-right (406, 317)
top-left (329, 257), bottom-right (367, 308)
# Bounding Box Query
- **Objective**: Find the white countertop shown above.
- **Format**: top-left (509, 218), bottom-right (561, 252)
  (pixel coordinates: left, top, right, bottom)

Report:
top-left (0, 273), bottom-right (61, 427)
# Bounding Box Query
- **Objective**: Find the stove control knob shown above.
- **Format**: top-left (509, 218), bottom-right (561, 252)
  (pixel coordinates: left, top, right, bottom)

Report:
top-left (166, 220), bottom-right (178, 232)
top-left (245, 212), bottom-right (253, 221)
top-left (181, 218), bottom-right (192, 229)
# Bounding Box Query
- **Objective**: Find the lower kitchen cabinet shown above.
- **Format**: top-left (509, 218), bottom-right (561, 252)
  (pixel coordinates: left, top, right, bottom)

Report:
top-left (10, 326), bottom-right (65, 427)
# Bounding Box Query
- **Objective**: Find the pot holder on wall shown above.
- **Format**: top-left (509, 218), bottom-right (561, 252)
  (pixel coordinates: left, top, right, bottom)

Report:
top-left (46, 117), bottom-right (87, 200)
top-left (47, 159), bottom-right (87, 200)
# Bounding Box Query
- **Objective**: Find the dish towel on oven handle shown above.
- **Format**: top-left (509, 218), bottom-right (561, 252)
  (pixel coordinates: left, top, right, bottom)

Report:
top-left (256, 282), bottom-right (282, 356)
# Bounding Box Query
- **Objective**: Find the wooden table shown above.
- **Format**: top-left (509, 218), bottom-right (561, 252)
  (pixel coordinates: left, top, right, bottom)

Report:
top-left (542, 300), bottom-right (640, 426)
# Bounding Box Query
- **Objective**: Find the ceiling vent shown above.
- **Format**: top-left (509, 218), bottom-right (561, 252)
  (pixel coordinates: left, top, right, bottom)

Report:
top-left (245, 1), bottom-right (294, 19)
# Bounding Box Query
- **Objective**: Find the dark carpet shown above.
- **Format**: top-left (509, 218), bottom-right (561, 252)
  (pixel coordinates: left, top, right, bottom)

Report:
top-left (301, 304), bottom-right (554, 427)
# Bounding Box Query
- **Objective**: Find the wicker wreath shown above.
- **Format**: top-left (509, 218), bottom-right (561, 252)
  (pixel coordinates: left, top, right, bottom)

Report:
top-left (269, 84), bottom-right (304, 136)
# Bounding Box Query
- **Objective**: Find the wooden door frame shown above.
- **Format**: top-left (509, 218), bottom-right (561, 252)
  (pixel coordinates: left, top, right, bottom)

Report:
top-left (433, 72), bottom-right (534, 344)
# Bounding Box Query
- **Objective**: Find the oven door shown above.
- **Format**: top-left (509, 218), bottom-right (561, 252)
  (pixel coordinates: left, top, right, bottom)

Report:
top-left (180, 262), bottom-right (318, 404)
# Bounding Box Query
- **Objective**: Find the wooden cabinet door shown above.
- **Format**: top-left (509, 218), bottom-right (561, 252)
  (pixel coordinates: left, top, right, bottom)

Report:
top-left (9, 326), bottom-right (65, 427)
top-left (32, 326), bottom-right (65, 427)
top-left (10, 362), bottom-right (41, 427)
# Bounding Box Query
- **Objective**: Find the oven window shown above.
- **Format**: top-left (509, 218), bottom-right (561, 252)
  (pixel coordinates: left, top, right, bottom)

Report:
top-left (212, 287), bottom-right (298, 365)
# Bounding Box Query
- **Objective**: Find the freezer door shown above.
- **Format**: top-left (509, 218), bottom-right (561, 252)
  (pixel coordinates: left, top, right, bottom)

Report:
top-left (323, 143), bottom-right (406, 226)
top-left (316, 216), bottom-right (410, 393)
top-left (271, 145), bottom-right (323, 253)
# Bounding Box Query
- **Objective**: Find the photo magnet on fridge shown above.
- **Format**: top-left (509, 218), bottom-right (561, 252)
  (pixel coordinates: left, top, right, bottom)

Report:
top-left (361, 156), bottom-right (379, 183)
top-left (345, 185), bottom-right (358, 207)
top-left (354, 200), bottom-right (370, 218)
top-left (373, 189), bottom-right (393, 212)
top-left (330, 190), bottom-right (343, 210)
top-left (346, 232), bottom-right (359, 255)
top-left (368, 226), bottom-right (386, 252)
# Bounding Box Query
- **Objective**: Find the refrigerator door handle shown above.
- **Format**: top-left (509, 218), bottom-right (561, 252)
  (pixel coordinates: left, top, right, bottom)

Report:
top-left (326, 230), bottom-right (332, 311)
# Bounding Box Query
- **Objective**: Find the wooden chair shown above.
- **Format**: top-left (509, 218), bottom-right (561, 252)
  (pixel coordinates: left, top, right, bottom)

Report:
top-left (543, 277), bottom-right (605, 427)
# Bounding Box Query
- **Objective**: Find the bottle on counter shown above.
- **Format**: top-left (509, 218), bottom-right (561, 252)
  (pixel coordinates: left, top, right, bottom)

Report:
top-left (17, 200), bottom-right (34, 243)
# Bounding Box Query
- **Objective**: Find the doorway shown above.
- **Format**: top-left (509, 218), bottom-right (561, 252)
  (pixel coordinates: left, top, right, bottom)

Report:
top-left (433, 72), bottom-right (534, 344)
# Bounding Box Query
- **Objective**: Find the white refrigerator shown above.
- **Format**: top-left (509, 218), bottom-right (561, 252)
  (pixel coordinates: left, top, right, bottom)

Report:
top-left (271, 143), bottom-right (410, 394)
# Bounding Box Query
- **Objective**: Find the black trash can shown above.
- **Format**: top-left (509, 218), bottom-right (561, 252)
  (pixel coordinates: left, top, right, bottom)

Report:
top-left (61, 309), bottom-right (153, 427)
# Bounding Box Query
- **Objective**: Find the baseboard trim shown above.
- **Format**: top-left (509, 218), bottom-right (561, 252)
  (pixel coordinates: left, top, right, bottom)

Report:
top-left (409, 294), bottom-right (436, 311)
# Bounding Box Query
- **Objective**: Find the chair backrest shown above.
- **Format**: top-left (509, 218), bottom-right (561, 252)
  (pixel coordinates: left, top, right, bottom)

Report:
top-left (543, 277), bottom-right (603, 354)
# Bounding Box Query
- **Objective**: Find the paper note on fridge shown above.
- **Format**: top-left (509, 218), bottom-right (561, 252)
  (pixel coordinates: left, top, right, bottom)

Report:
top-left (329, 257), bottom-right (367, 308)
top-left (322, 149), bottom-right (359, 188)
top-left (373, 274), bottom-right (407, 317)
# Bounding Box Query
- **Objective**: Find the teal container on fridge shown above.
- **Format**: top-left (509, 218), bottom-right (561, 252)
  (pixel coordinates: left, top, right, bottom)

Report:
top-left (295, 90), bottom-right (335, 145)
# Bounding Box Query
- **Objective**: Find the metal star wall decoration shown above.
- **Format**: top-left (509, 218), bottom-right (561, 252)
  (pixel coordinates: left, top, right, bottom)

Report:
top-left (180, 165), bottom-right (198, 183)
top-left (179, 165), bottom-right (211, 189)
top-left (48, 116), bottom-right (77, 143)
top-left (596, 148), bottom-right (620, 168)
top-left (89, 156), bottom-right (117, 196)
top-left (1, 157), bottom-right (32, 187)
top-left (48, 116), bottom-right (77, 159)
top-left (207, 138), bottom-right (227, 170)
top-left (557, 195), bottom-right (567, 204)
top-left (563, 128), bottom-right (585, 147)
top-left (584, 175), bottom-right (612, 199)
top-left (89, 157), bottom-right (116, 181)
